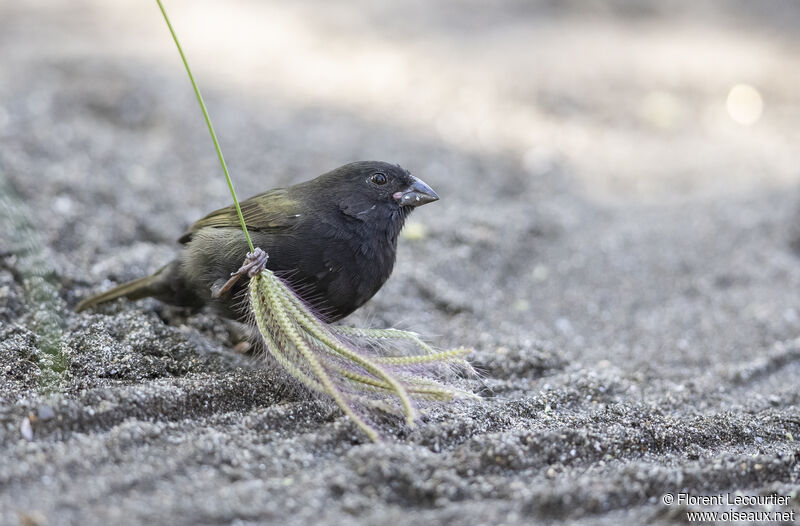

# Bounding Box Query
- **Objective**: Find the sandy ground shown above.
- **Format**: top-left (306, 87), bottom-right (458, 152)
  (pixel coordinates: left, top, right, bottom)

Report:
top-left (1, 1), bottom-right (800, 524)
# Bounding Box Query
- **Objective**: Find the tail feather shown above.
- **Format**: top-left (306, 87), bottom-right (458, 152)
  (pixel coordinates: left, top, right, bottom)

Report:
top-left (75, 274), bottom-right (161, 312)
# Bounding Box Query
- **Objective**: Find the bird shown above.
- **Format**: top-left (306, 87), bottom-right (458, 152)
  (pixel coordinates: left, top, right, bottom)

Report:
top-left (75, 161), bottom-right (439, 322)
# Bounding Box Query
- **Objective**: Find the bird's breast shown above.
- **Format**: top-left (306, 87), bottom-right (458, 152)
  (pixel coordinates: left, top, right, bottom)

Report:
top-left (292, 220), bottom-right (398, 320)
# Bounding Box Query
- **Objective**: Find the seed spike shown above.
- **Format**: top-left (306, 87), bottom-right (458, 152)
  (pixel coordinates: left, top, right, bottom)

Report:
top-left (243, 259), bottom-right (478, 442)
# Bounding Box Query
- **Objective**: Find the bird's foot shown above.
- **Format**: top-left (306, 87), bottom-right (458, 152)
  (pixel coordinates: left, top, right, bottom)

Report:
top-left (211, 247), bottom-right (269, 298)
top-left (240, 247), bottom-right (270, 277)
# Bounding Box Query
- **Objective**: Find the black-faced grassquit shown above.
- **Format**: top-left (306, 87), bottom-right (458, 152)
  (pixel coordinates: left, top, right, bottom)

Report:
top-left (76, 161), bottom-right (439, 321)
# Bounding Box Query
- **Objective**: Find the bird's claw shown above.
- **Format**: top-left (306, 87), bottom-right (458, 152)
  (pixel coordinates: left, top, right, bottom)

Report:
top-left (239, 247), bottom-right (269, 278)
top-left (211, 248), bottom-right (269, 298)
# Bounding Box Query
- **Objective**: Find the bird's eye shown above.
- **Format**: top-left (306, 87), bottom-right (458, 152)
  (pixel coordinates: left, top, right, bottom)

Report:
top-left (370, 173), bottom-right (388, 185)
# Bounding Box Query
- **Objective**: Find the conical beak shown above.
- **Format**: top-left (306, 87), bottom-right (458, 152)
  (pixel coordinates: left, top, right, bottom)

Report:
top-left (394, 176), bottom-right (439, 207)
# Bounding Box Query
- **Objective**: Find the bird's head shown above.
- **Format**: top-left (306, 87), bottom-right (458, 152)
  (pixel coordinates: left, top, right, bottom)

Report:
top-left (319, 161), bottom-right (439, 223)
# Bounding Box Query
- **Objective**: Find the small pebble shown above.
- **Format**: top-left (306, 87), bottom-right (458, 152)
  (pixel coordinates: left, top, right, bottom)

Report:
top-left (37, 405), bottom-right (55, 421)
top-left (20, 417), bottom-right (33, 441)
top-left (401, 222), bottom-right (428, 241)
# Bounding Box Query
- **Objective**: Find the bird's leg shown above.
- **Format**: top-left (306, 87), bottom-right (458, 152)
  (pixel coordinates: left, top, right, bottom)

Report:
top-left (211, 247), bottom-right (269, 298)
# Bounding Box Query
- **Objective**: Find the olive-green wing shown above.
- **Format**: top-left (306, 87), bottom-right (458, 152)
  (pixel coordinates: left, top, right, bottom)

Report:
top-left (178, 188), bottom-right (302, 244)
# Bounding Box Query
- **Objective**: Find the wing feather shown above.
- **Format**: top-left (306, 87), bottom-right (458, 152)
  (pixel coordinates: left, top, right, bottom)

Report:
top-left (178, 188), bottom-right (301, 244)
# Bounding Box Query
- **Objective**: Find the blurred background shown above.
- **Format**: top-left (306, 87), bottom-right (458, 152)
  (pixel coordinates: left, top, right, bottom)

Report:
top-left (2, 1), bottom-right (800, 523)
top-left (4, 0), bottom-right (799, 203)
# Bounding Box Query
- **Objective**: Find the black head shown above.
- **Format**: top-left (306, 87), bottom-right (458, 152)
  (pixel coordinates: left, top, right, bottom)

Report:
top-left (313, 161), bottom-right (439, 223)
